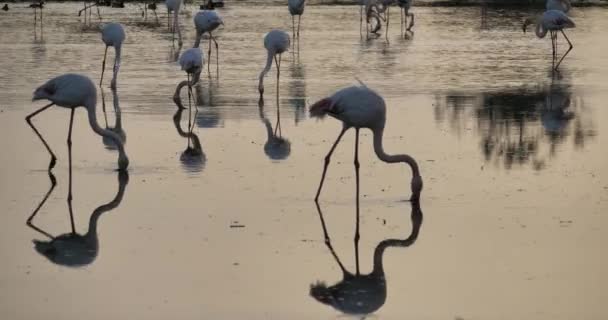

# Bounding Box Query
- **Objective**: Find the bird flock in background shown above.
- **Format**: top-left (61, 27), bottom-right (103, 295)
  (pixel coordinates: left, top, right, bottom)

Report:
top-left (21, 0), bottom-right (579, 205)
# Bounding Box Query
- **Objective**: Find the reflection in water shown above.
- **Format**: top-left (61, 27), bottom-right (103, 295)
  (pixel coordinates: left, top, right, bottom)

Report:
top-left (435, 80), bottom-right (596, 170)
top-left (26, 170), bottom-right (129, 267)
top-left (310, 201), bottom-right (423, 316)
top-left (194, 80), bottom-right (223, 128)
top-left (258, 96), bottom-right (291, 161)
top-left (288, 50), bottom-right (307, 125)
top-left (173, 108), bottom-right (206, 173)
top-left (100, 87), bottom-right (127, 150)
top-left (169, 42), bottom-right (182, 63)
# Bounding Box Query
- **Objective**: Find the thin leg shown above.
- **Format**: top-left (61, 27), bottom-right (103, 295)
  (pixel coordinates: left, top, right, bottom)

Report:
top-left (26, 102), bottom-right (57, 170)
top-left (26, 170), bottom-right (57, 239)
top-left (210, 33), bottom-right (219, 76)
top-left (96, 5), bottom-right (101, 22)
top-left (207, 35), bottom-right (212, 74)
top-left (67, 108), bottom-right (76, 234)
top-left (354, 128), bottom-right (361, 275)
top-left (297, 15), bottom-right (301, 38)
top-left (100, 45), bottom-right (108, 87)
top-left (315, 201), bottom-right (348, 273)
top-left (292, 15), bottom-right (295, 39)
top-left (407, 12), bottom-right (414, 31)
top-left (385, 6), bottom-right (389, 41)
top-left (314, 127), bottom-right (348, 202)
top-left (187, 73), bottom-right (192, 143)
top-left (360, 5), bottom-right (363, 37)
top-left (400, 8), bottom-right (404, 36)
top-left (555, 29), bottom-right (573, 70)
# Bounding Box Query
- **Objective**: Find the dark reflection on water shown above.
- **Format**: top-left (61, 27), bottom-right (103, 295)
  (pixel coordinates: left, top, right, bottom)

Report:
top-left (435, 76), bottom-right (596, 170)
top-left (258, 95), bottom-right (291, 161)
top-left (101, 87), bottom-right (127, 150)
top-left (194, 78), bottom-right (224, 128)
top-left (26, 170), bottom-right (129, 267)
top-left (173, 108), bottom-right (206, 173)
top-left (310, 201), bottom-right (423, 316)
top-left (288, 48), bottom-right (307, 125)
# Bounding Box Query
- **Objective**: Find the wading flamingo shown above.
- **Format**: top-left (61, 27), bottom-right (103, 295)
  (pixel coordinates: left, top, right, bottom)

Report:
top-left (100, 22), bottom-right (126, 89)
top-left (288, 0), bottom-right (305, 39)
top-left (398, 0), bottom-right (414, 34)
top-left (166, 0), bottom-right (183, 46)
top-left (30, 1), bottom-right (44, 28)
top-left (258, 29), bottom-right (290, 100)
top-left (174, 47), bottom-right (204, 132)
top-left (28, 73), bottom-right (130, 171)
top-left (523, 9), bottom-right (575, 71)
top-left (194, 10), bottom-right (223, 74)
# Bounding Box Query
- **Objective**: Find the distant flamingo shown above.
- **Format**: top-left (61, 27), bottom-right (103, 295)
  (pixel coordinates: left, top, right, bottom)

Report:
top-left (398, 0), bottom-right (414, 34)
top-left (194, 10), bottom-right (224, 74)
top-left (30, 1), bottom-right (44, 27)
top-left (258, 29), bottom-right (290, 100)
top-left (310, 84), bottom-right (423, 203)
top-left (523, 9), bottom-right (575, 70)
top-left (546, 0), bottom-right (571, 13)
top-left (100, 22), bottom-right (126, 89)
top-left (28, 73), bottom-right (130, 171)
top-left (174, 47), bottom-right (204, 131)
top-left (288, 0), bottom-right (305, 39)
top-left (166, 0), bottom-right (183, 46)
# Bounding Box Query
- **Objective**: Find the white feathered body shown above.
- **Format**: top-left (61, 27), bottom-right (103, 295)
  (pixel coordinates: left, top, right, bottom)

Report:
top-left (32, 74), bottom-right (97, 109)
top-left (264, 29), bottom-right (290, 55)
top-left (541, 9), bottom-right (575, 31)
top-left (179, 47), bottom-right (204, 74)
top-left (101, 22), bottom-right (126, 47)
top-left (165, 0), bottom-right (181, 12)
top-left (311, 85), bottom-right (386, 130)
top-left (194, 10), bottom-right (223, 34)
top-left (288, 0), bottom-right (305, 16)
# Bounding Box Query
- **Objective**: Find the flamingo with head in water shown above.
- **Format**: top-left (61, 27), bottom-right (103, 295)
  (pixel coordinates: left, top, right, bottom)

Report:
top-left (258, 29), bottom-right (290, 101)
top-left (194, 10), bottom-right (224, 74)
top-left (523, 9), bottom-right (575, 71)
top-left (166, 0), bottom-right (183, 46)
top-left (100, 22), bottom-right (126, 89)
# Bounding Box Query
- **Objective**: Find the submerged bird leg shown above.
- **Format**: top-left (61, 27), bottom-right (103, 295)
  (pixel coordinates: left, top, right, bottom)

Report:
top-left (554, 29), bottom-right (573, 70)
top-left (297, 15), bottom-right (301, 38)
top-left (100, 45), bottom-right (108, 87)
top-left (210, 33), bottom-right (219, 76)
top-left (315, 201), bottom-right (348, 273)
top-left (292, 15), bottom-right (295, 39)
top-left (315, 127), bottom-right (348, 202)
top-left (354, 128), bottom-right (361, 276)
top-left (26, 102), bottom-right (57, 170)
top-left (26, 170), bottom-right (57, 239)
top-left (187, 73), bottom-right (192, 148)
top-left (406, 11), bottom-right (414, 31)
top-left (67, 108), bottom-right (76, 234)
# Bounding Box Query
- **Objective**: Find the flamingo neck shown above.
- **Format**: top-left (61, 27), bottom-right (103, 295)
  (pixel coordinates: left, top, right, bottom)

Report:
top-left (194, 31), bottom-right (202, 48)
top-left (372, 127), bottom-right (420, 178)
top-left (372, 202), bottom-right (423, 276)
top-left (258, 50), bottom-right (273, 92)
top-left (86, 102), bottom-right (129, 170)
top-left (112, 88), bottom-right (122, 129)
top-left (86, 171), bottom-right (128, 246)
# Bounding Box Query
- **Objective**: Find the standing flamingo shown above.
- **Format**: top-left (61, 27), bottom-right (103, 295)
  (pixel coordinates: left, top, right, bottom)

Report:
top-left (193, 10), bottom-right (223, 74)
top-left (398, 0), bottom-right (414, 34)
top-left (100, 22), bottom-right (125, 89)
top-left (258, 29), bottom-right (290, 100)
top-left (523, 10), bottom-right (575, 71)
top-left (30, 1), bottom-right (44, 28)
top-left (174, 48), bottom-right (204, 132)
top-left (310, 84), bottom-right (423, 204)
top-left (166, 0), bottom-right (183, 46)
top-left (28, 73), bottom-right (130, 171)
top-left (288, 0), bottom-right (305, 39)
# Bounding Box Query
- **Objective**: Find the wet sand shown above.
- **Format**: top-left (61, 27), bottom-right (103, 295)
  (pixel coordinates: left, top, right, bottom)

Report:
top-left (0, 3), bottom-right (607, 319)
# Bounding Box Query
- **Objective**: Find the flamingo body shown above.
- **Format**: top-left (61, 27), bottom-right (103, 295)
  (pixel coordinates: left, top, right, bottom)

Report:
top-left (288, 0), bottom-right (305, 15)
top-left (310, 85), bottom-right (385, 130)
top-left (194, 10), bottom-right (223, 35)
top-left (179, 47), bottom-right (204, 75)
top-left (258, 29), bottom-right (290, 96)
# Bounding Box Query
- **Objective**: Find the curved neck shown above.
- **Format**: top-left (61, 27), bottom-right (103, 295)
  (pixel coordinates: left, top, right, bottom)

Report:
top-left (258, 105), bottom-right (274, 140)
top-left (86, 171), bottom-right (128, 245)
top-left (86, 102), bottom-right (128, 163)
top-left (372, 127), bottom-right (420, 177)
top-left (173, 109), bottom-right (202, 152)
top-left (112, 88), bottom-right (122, 129)
top-left (258, 51), bottom-right (274, 91)
top-left (372, 201), bottom-right (423, 276)
top-left (194, 31), bottom-right (202, 48)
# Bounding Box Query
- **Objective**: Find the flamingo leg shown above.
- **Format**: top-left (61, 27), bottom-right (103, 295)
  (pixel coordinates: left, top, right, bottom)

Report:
top-left (315, 201), bottom-right (348, 273)
top-left (554, 29), bottom-right (573, 70)
top-left (385, 6), bottom-right (389, 41)
top-left (406, 12), bottom-right (414, 31)
top-left (354, 128), bottom-right (361, 276)
top-left (314, 127), bottom-right (348, 202)
top-left (101, 88), bottom-right (109, 127)
top-left (400, 8), bottom-right (404, 36)
top-left (207, 34), bottom-right (212, 74)
top-left (292, 15), bottom-right (295, 39)
top-left (187, 73), bottom-right (192, 148)
top-left (26, 102), bottom-right (57, 170)
top-left (26, 171), bottom-right (57, 239)
top-left (96, 5), bottom-right (101, 22)
top-left (210, 33), bottom-right (219, 76)
top-left (67, 108), bottom-right (76, 234)
top-left (297, 15), bottom-right (301, 38)
top-left (100, 45), bottom-right (108, 87)
top-left (360, 5), bottom-right (363, 37)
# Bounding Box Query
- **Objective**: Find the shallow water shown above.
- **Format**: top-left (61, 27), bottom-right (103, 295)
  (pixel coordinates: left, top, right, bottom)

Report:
top-left (1, 3), bottom-right (607, 320)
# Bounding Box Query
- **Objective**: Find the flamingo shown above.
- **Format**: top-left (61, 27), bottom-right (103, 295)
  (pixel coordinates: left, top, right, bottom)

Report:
top-left (166, 0), bottom-right (183, 46)
top-left (258, 29), bottom-right (290, 100)
top-left (28, 170), bottom-right (129, 267)
top-left (398, 0), bottom-right (414, 34)
top-left (29, 1), bottom-right (44, 27)
top-left (28, 73), bottom-right (130, 171)
top-left (288, 0), bottom-right (305, 39)
top-left (523, 10), bottom-right (575, 71)
top-left (193, 10), bottom-right (224, 74)
top-left (174, 47), bottom-right (204, 132)
top-left (309, 84), bottom-right (423, 204)
top-left (310, 200), bottom-right (422, 316)
top-left (546, 0), bottom-right (571, 12)
top-left (100, 22), bottom-right (126, 89)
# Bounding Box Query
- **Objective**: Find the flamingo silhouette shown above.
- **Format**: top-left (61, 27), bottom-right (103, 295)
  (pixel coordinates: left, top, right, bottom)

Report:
top-left (258, 29), bottom-right (290, 101)
top-left (523, 10), bottom-right (575, 71)
top-left (310, 200), bottom-right (423, 316)
top-left (288, 0), bottom-right (305, 39)
top-left (27, 170), bottom-right (129, 267)
top-left (173, 108), bottom-right (206, 172)
top-left (28, 73), bottom-right (129, 171)
top-left (194, 10), bottom-right (223, 75)
top-left (310, 83), bottom-right (423, 204)
top-left (258, 96), bottom-right (291, 161)
top-left (100, 22), bottom-right (125, 89)
top-left (30, 1), bottom-right (44, 29)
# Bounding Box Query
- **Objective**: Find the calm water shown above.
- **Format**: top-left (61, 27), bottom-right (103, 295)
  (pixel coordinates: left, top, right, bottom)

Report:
top-left (1, 3), bottom-right (607, 319)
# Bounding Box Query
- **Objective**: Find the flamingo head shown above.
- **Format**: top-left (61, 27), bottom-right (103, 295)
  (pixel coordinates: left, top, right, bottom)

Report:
top-left (309, 98), bottom-right (334, 119)
top-left (32, 81), bottom-right (56, 101)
